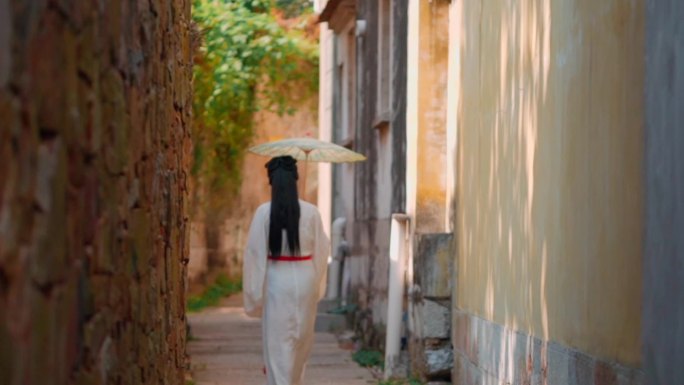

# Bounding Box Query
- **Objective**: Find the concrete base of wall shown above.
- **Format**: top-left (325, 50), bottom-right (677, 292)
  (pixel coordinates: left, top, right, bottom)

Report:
top-left (409, 233), bottom-right (454, 381)
top-left (452, 310), bottom-right (644, 385)
top-left (409, 299), bottom-right (453, 380)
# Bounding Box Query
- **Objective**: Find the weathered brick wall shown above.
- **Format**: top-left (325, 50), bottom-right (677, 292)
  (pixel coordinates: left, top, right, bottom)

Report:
top-left (0, 1), bottom-right (192, 384)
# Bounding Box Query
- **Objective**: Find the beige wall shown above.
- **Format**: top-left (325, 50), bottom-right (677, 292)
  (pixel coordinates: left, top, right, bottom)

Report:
top-left (188, 95), bottom-right (318, 281)
top-left (454, 0), bottom-right (644, 365)
top-left (219, 97), bottom-right (319, 276)
top-left (188, 222), bottom-right (209, 281)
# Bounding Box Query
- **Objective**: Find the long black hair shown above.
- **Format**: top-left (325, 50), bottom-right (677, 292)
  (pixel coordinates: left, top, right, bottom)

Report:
top-left (266, 156), bottom-right (300, 257)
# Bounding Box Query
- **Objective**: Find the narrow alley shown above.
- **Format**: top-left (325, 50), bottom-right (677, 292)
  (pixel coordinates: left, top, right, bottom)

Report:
top-left (2, 0), bottom-right (684, 385)
top-left (187, 295), bottom-right (375, 385)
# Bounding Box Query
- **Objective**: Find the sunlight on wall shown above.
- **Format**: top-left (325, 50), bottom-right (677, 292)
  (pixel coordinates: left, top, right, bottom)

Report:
top-left (455, 0), bottom-right (644, 366)
top-left (408, 0), bottom-right (450, 234)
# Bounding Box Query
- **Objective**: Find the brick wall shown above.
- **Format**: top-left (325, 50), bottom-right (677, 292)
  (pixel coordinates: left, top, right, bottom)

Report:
top-left (0, 1), bottom-right (192, 384)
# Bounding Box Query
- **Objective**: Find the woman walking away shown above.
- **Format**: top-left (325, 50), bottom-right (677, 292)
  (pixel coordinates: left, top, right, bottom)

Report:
top-left (243, 155), bottom-right (330, 385)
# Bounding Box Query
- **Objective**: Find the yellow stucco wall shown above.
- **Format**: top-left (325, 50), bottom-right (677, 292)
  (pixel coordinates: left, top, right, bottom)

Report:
top-left (415, 0), bottom-right (450, 233)
top-left (455, 0), bottom-right (644, 365)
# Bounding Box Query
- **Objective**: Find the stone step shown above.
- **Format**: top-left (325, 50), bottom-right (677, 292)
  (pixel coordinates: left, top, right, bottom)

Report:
top-left (317, 298), bottom-right (342, 313)
top-left (314, 312), bottom-right (347, 333)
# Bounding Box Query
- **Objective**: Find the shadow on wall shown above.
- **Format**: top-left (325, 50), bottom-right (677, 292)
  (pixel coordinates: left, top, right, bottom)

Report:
top-left (454, 0), bottom-right (644, 383)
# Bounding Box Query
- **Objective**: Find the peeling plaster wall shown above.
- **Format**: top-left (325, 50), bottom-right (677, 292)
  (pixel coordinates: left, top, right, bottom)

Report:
top-left (328, 0), bottom-right (408, 348)
top-left (351, 0), bottom-right (387, 345)
top-left (413, 0), bottom-right (449, 234)
top-left (454, 0), bottom-right (644, 376)
top-left (0, 1), bottom-right (192, 384)
top-left (404, 1), bottom-right (452, 379)
top-left (391, 0), bottom-right (408, 215)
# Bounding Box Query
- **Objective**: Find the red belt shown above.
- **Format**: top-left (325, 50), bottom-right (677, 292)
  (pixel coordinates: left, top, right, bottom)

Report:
top-left (268, 255), bottom-right (312, 261)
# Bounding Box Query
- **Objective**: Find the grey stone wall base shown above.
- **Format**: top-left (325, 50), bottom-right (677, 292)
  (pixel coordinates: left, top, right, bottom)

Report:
top-left (643, 1), bottom-right (684, 384)
top-left (412, 299), bottom-right (451, 339)
top-left (414, 233), bottom-right (454, 298)
top-left (453, 310), bottom-right (644, 385)
top-left (408, 233), bottom-right (455, 381)
top-left (409, 298), bottom-right (453, 380)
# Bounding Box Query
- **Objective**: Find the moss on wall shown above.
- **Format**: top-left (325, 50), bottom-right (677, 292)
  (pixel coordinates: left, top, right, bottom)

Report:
top-left (0, 1), bottom-right (193, 384)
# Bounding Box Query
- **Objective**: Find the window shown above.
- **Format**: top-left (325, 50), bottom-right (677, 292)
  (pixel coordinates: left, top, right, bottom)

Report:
top-left (333, 21), bottom-right (356, 143)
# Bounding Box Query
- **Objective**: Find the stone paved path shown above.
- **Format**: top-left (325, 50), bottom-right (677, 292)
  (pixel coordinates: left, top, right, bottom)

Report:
top-left (187, 294), bottom-right (376, 385)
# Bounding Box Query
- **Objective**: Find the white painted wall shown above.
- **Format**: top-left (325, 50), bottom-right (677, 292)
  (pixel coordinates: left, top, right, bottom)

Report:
top-left (318, 22), bottom-right (334, 240)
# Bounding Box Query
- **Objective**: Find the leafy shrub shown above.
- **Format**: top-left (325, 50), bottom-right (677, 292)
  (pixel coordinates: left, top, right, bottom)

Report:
top-left (187, 273), bottom-right (242, 312)
top-left (352, 349), bottom-right (384, 369)
top-left (191, 0), bottom-right (318, 217)
top-left (328, 303), bottom-right (358, 315)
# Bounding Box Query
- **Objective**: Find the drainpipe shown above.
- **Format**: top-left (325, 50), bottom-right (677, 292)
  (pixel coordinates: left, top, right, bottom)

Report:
top-left (385, 213), bottom-right (411, 379)
top-left (327, 217), bottom-right (347, 300)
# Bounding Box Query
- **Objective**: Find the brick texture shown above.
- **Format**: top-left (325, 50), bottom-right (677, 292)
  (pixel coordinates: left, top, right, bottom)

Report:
top-left (0, 1), bottom-right (193, 384)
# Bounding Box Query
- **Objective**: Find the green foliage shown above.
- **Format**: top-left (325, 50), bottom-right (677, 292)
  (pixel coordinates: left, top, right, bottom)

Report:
top-left (328, 303), bottom-right (358, 314)
top-left (275, 0), bottom-right (313, 18)
top-left (186, 273), bottom-right (242, 312)
top-left (352, 349), bottom-right (384, 369)
top-left (192, 0), bottom-right (318, 215)
top-left (352, 349), bottom-right (425, 385)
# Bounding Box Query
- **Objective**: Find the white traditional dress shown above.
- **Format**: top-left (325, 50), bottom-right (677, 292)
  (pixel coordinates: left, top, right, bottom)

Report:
top-left (243, 200), bottom-right (330, 385)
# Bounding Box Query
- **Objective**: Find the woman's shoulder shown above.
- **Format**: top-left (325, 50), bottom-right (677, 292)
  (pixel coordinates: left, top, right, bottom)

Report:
top-left (255, 202), bottom-right (271, 216)
top-left (298, 199), bottom-right (319, 213)
top-left (298, 200), bottom-right (323, 221)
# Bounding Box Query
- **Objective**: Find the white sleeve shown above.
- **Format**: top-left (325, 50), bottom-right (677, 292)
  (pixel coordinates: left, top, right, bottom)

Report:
top-left (242, 207), bottom-right (268, 318)
top-left (312, 210), bottom-right (331, 301)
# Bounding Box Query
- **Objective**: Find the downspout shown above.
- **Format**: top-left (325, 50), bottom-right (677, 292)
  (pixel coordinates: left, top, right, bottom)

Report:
top-left (385, 213), bottom-right (411, 379)
top-left (327, 217), bottom-right (347, 300)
